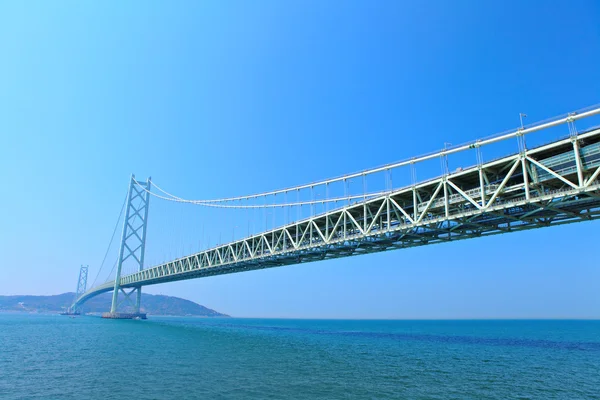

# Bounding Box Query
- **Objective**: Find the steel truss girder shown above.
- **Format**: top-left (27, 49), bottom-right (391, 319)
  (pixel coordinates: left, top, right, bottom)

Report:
top-left (75, 128), bottom-right (600, 306)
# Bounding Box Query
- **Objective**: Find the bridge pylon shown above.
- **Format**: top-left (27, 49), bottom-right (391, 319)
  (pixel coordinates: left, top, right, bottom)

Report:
top-left (64, 265), bottom-right (88, 315)
top-left (104, 174), bottom-right (151, 319)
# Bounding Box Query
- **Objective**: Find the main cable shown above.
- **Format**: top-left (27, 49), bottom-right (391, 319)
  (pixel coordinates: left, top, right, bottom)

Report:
top-left (133, 178), bottom-right (387, 208)
top-left (132, 105), bottom-right (600, 207)
top-left (104, 259), bottom-right (118, 284)
top-left (90, 193), bottom-right (127, 288)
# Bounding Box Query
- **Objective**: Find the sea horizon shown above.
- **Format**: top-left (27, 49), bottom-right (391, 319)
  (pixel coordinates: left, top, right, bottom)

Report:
top-left (3, 309), bottom-right (600, 321)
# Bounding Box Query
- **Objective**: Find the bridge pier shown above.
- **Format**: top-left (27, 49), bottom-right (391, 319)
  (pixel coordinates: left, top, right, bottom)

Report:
top-left (135, 286), bottom-right (142, 314)
top-left (102, 312), bottom-right (147, 320)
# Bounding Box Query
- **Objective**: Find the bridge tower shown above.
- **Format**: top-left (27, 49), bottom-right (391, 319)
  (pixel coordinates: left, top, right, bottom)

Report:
top-left (68, 265), bottom-right (88, 314)
top-left (104, 174), bottom-right (151, 319)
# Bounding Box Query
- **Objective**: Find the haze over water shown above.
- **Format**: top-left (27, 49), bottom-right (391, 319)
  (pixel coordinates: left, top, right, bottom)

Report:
top-left (1, 314), bottom-right (598, 399)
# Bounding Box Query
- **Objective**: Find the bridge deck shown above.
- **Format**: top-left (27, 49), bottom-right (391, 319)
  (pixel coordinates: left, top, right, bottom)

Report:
top-left (76, 128), bottom-right (600, 306)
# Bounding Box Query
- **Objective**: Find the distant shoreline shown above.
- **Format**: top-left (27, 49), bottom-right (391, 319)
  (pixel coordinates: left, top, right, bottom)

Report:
top-left (0, 310), bottom-right (231, 318)
top-left (2, 311), bottom-right (598, 321)
top-left (0, 293), bottom-right (229, 317)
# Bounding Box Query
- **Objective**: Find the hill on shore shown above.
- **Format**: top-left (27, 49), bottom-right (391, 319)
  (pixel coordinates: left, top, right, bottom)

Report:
top-left (0, 292), bottom-right (228, 317)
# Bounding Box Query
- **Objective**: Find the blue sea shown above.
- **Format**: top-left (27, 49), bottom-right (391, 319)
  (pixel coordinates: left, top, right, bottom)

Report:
top-left (0, 315), bottom-right (598, 399)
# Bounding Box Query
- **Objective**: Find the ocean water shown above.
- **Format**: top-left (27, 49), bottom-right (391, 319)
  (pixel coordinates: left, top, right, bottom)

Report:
top-left (0, 315), bottom-right (598, 399)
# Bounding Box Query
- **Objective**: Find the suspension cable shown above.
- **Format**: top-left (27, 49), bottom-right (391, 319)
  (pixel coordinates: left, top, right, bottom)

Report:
top-left (133, 177), bottom-right (388, 208)
top-left (104, 259), bottom-right (118, 284)
top-left (131, 105), bottom-right (600, 206)
top-left (90, 193), bottom-right (128, 288)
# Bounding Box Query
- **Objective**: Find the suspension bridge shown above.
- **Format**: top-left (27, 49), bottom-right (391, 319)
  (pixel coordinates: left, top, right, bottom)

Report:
top-left (69, 105), bottom-right (600, 318)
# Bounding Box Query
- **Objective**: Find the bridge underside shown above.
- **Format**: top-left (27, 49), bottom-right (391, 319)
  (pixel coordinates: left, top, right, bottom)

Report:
top-left (75, 128), bottom-right (600, 307)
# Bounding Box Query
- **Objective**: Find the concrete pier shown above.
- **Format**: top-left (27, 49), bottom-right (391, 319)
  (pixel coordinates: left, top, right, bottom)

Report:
top-left (101, 312), bottom-right (147, 320)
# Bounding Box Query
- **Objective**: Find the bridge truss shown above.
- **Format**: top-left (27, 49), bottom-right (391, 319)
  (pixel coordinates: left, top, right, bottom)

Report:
top-left (74, 120), bottom-right (600, 307)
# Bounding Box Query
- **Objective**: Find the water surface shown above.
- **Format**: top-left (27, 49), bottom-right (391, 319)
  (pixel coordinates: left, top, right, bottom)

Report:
top-left (0, 314), bottom-right (598, 399)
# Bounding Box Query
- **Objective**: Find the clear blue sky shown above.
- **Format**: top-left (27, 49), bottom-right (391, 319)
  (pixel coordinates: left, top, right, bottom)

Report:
top-left (1, 1), bottom-right (599, 318)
